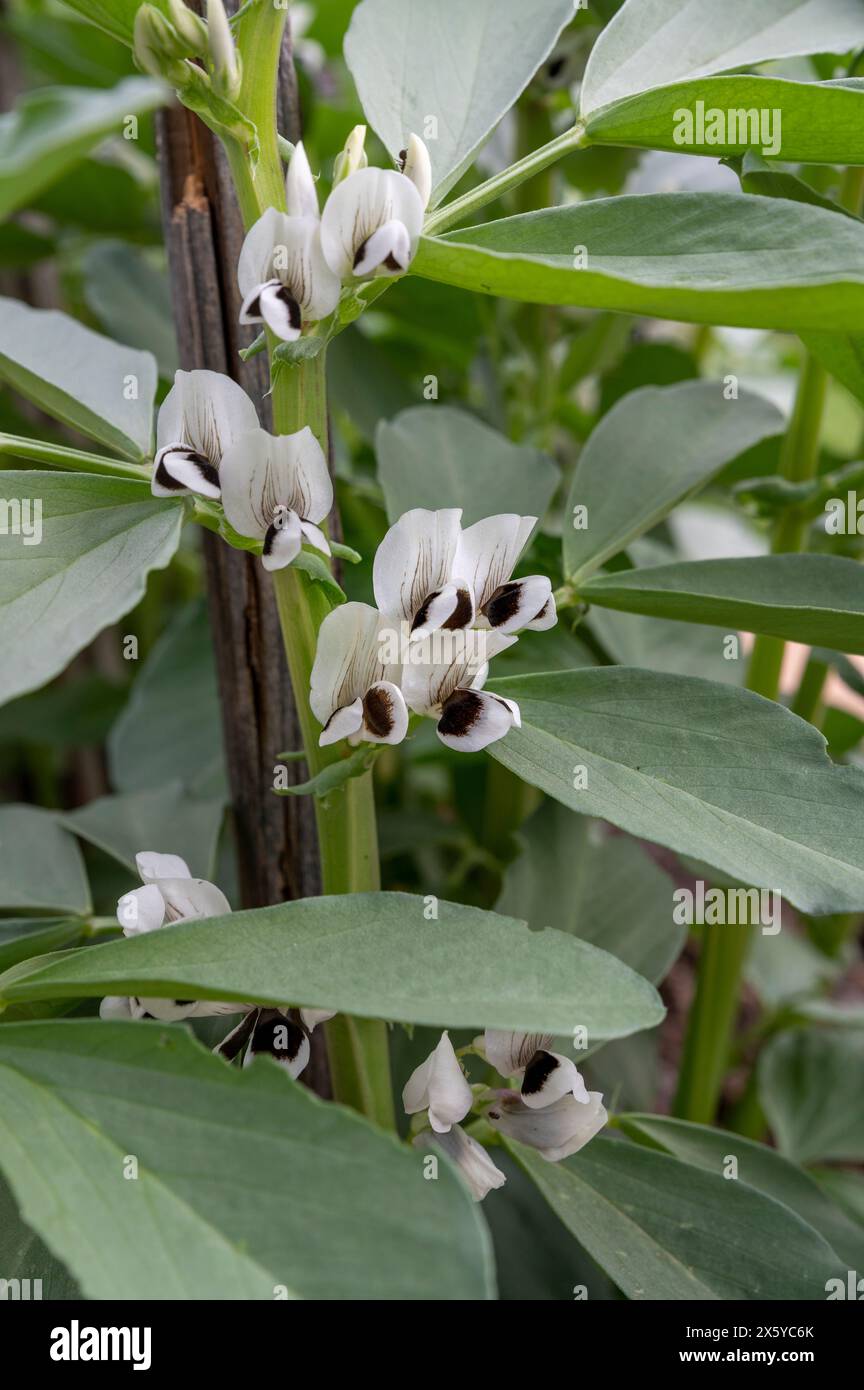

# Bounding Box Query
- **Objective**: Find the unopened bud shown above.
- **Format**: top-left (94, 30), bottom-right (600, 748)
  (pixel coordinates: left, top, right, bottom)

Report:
top-left (399, 133), bottom-right (432, 209)
top-left (207, 0), bottom-right (242, 100)
top-left (167, 0), bottom-right (209, 52)
top-left (133, 4), bottom-right (189, 82)
top-left (332, 125), bottom-right (368, 185)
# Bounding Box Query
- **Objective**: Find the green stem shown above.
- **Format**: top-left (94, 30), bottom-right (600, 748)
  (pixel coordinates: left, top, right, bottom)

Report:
top-left (676, 352), bottom-right (827, 1126)
top-left (424, 121), bottom-right (587, 235)
top-left (0, 433), bottom-right (149, 480)
top-left (210, 4), bottom-right (395, 1129)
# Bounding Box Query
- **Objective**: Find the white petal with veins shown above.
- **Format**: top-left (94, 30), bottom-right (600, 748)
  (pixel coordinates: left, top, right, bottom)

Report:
top-left (285, 141), bottom-right (319, 219)
top-left (413, 1125), bottom-right (506, 1202)
top-left (220, 426), bottom-right (332, 541)
top-left (454, 514), bottom-right (536, 612)
top-left (136, 851), bottom-right (191, 883)
top-left (156, 369), bottom-right (258, 468)
top-left (481, 1030), bottom-right (553, 1078)
top-left (436, 687), bottom-right (521, 753)
top-left (520, 1051), bottom-right (591, 1109)
top-left (320, 167), bottom-right (424, 280)
top-left (237, 209), bottom-right (339, 325)
top-left (402, 1030), bottom-right (473, 1133)
top-left (486, 1091), bottom-right (607, 1162)
top-left (310, 603), bottom-right (402, 728)
top-left (373, 508), bottom-right (464, 628)
top-left (262, 507), bottom-right (302, 571)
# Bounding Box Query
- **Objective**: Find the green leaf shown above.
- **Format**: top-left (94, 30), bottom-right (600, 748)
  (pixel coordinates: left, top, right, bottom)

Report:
top-left (0, 300), bottom-right (157, 460)
top-left (581, 0), bottom-right (864, 113)
top-left (0, 473), bottom-right (182, 705)
top-left (0, 892), bottom-right (664, 1044)
top-left (497, 801), bottom-right (683, 985)
top-left (0, 1174), bottom-right (79, 1301)
top-left (57, 1), bottom-right (175, 46)
top-left (276, 745), bottom-right (378, 799)
top-left (108, 599), bottom-right (226, 799)
top-left (585, 77), bottom-right (864, 165)
top-left (0, 920), bottom-right (85, 975)
top-left (344, 0), bottom-right (576, 204)
top-left (83, 241), bottom-right (179, 380)
top-left (0, 77), bottom-right (167, 220)
top-left (377, 405), bottom-right (560, 526)
top-left (760, 1028), bottom-right (864, 1164)
top-left (803, 330), bottom-right (864, 407)
top-left (0, 1020), bottom-right (494, 1300)
top-left (486, 668), bottom-right (864, 915)
top-left (735, 149), bottom-right (860, 219)
top-left (508, 1134), bottom-right (841, 1300)
top-left (272, 336), bottom-right (326, 366)
top-left (813, 1168), bottom-right (864, 1229)
top-left (412, 195), bottom-right (864, 331)
top-left (563, 381), bottom-right (781, 582)
top-left (291, 549), bottom-right (347, 604)
top-left (0, 806), bottom-right (91, 917)
top-left (620, 1113), bottom-right (864, 1271)
top-left (580, 554), bottom-right (864, 654)
top-left (60, 783), bottom-right (225, 880)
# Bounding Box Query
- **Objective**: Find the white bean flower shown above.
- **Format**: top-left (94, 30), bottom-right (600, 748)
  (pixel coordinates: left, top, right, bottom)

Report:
top-left (101, 851), bottom-right (241, 1024)
top-left (412, 1124), bottom-right (506, 1203)
top-left (373, 508), bottom-right (556, 640)
top-left (319, 133), bottom-right (430, 280)
top-left (152, 368), bottom-right (258, 499)
top-left (402, 1031), bottom-right (473, 1133)
top-left (485, 1090), bottom-right (608, 1163)
top-left (219, 425), bottom-right (333, 571)
top-left (477, 1030), bottom-right (591, 1108)
top-left (237, 145), bottom-right (341, 342)
top-left (309, 601), bottom-right (409, 748)
top-left (217, 1005), bottom-right (336, 1081)
top-left (400, 627), bottom-right (521, 752)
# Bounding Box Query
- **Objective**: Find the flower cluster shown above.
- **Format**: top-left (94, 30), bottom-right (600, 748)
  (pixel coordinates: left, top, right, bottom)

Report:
top-left (403, 1030), bottom-right (607, 1201)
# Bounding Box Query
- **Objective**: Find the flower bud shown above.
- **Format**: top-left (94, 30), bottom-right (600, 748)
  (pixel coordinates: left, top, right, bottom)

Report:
top-left (207, 0), bottom-right (242, 100)
top-left (399, 133), bottom-right (432, 210)
top-left (166, 0), bottom-right (209, 52)
top-left (133, 4), bottom-right (190, 82)
top-left (332, 125), bottom-right (368, 185)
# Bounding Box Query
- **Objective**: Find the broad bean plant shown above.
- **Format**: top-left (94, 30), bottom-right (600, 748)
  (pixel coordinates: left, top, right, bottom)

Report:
top-left (0, 0), bottom-right (863, 1303)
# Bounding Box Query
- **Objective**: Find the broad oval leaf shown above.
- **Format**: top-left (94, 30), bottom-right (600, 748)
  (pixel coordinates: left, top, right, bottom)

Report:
top-left (0, 805), bottom-right (91, 917)
top-left (486, 668), bottom-right (864, 915)
top-left (0, 473), bottom-right (182, 705)
top-left (0, 77), bottom-right (167, 220)
top-left (412, 195), bottom-right (864, 331)
top-left (620, 1113), bottom-right (864, 1271)
top-left (0, 891), bottom-right (665, 1045)
top-left (0, 1020), bottom-right (494, 1300)
top-left (563, 381), bottom-right (781, 582)
top-left (0, 300), bottom-right (157, 460)
top-left (60, 783), bottom-right (225, 881)
top-left (759, 1028), bottom-right (864, 1165)
top-left (377, 405), bottom-right (560, 525)
top-left (581, 0), bottom-right (864, 114)
top-left (508, 1134), bottom-right (842, 1300)
top-left (585, 76), bottom-right (864, 166)
top-left (580, 553), bottom-right (864, 654)
top-left (344, 0), bottom-right (577, 204)
top-left (0, 920), bottom-right (85, 976)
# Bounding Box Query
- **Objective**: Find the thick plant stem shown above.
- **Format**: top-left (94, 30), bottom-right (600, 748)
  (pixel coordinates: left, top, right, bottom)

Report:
top-left (675, 352), bottom-right (828, 1125)
top-left (216, 5), bottom-right (395, 1128)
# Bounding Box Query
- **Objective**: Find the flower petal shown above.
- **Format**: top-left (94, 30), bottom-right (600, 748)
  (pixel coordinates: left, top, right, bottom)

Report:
top-left (482, 575), bottom-right (554, 635)
top-left (410, 582), bottom-right (475, 639)
top-left (258, 281), bottom-right (303, 341)
top-left (220, 426), bottom-right (332, 540)
top-left (300, 1007), bottom-right (337, 1031)
top-left (486, 1091), bottom-right (608, 1162)
top-left (117, 883), bottom-right (165, 935)
top-left (399, 133), bottom-right (432, 210)
top-left (402, 1030), bottom-right (472, 1134)
top-left (156, 369), bottom-right (258, 468)
top-left (319, 696), bottom-right (365, 747)
top-left (437, 688), bottom-right (521, 752)
top-left (320, 167), bottom-right (424, 280)
top-left (152, 445), bottom-right (221, 500)
top-left (299, 518), bottom-right (331, 555)
top-left (400, 628), bottom-right (514, 716)
top-left (157, 876), bottom-right (231, 924)
top-left (362, 679), bottom-right (409, 745)
top-left (215, 1007), bottom-right (259, 1061)
top-left (262, 506), bottom-right (302, 571)
top-left (525, 593), bottom-right (558, 632)
top-left (413, 1125), bottom-right (506, 1202)
top-left (310, 602), bottom-right (401, 728)
top-left (373, 508), bottom-right (463, 627)
top-left (238, 209), bottom-right (340, 322)
top-left (285, 141), bottom-right (319, 219)
top-left (481, 1030), bottom-right (553, 1078)
top-left (352, 218), bottom-right (412, 277)
top-left (245, 1009), bottom-right (310, 1079)
top-left (136, 851), bottom-right (191, 884)
top-left (521, 1051), bottom-right (591, 1109)
top-left (454, 514), bottom-right (537, 612)
top-left (99, 995), bottom-right (133, 1020)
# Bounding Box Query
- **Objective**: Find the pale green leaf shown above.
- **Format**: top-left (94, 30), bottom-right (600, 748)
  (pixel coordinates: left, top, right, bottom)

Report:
top-left (0, 805), bottom-right (91, 917)
top-left (60, 783), bottom-right (225, 880)
top-left (760, 1028), bottom-right (864, 1164)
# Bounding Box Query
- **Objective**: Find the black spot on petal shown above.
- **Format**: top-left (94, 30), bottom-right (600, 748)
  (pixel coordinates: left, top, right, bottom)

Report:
top-left (522, 1050), bottom-right (559, 1098)
top-left (250, 1011), bottom-right (307, 1065)
top-left (442, 587), bottom-right (473, 630)
top-left (438, 688), bottom-right (483, 739)
top-left (363, 685), bottom-right (394, 739)
top-left (483, 582), bottom-right (523, 628)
